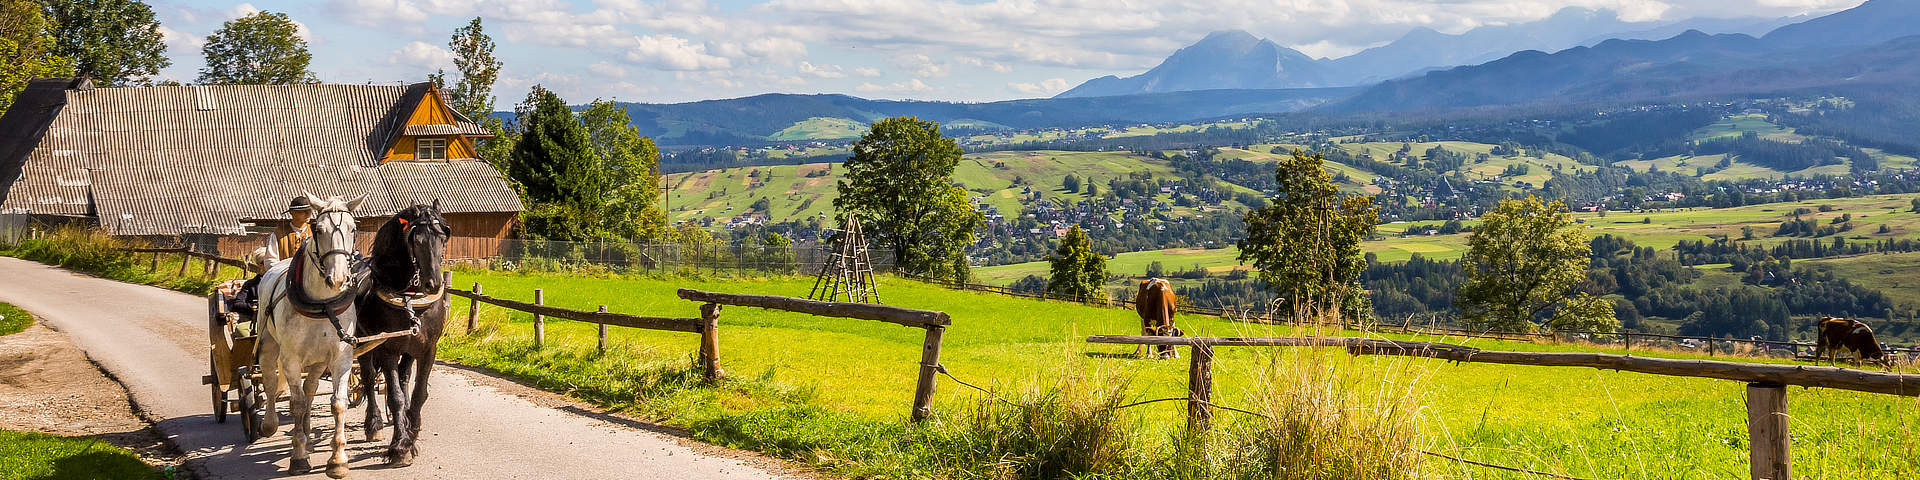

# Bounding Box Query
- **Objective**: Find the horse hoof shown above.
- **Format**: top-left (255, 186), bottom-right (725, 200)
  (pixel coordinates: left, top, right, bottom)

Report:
top-left (386, 449), bottom-right (414, 467)
top-left (365, 430), bottom-right (384, 443)
top-left (288, 459), bottom-right (310, 475)
top-left (326, 462), bottom-right (349, 478)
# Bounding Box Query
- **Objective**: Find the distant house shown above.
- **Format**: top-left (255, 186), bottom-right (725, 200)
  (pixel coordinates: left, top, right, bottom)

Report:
top-left (0, 79), bottom-right (522, 256)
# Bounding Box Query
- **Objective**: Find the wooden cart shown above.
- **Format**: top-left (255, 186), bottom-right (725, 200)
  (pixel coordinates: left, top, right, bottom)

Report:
top-left (204, 289), bottom-right (402, 442)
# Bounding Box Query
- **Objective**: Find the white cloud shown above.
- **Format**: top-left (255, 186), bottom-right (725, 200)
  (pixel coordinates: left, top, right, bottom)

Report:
top-left (157, 25), bottom-right (203, 54)
top-left (625, 34), bottom-right (732, 71)
top-left (856, 78), bottom-right (934, 94)
top-left (324, 0), bottom-right (427, 29)
top-left (797, 61), bottom-right (846, 78)
top-left (893, 53), bottom-right (949, 77)
top-left (589, 61), bottom-right (630, 78)
top-left (1008, 78), bottom-right (1069, 95)
top-left (389, 41), bottom-right (455, 70)
top-left (853, 67), bottom-right (882, 77)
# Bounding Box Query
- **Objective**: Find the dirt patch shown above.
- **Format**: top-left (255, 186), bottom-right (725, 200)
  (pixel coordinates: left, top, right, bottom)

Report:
top-left (0, 322), bottom-right (186, 470)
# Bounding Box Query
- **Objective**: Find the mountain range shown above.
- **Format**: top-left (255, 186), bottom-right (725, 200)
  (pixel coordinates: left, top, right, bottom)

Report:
top-left (1325, 0), bottom-right (1920, 112)
top-left (1057, 7), bottom-right (1806, 98)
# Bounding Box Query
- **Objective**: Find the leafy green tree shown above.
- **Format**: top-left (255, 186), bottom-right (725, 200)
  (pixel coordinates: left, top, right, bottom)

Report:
top-left (433, 17), bottom-right (499, 121)
top-left (581, 99), bottom-right (667, 241)
top-left (1062, 174), bottom-right (1081, 193)
top-left (0, 0), bottom-right (74, 115)
top-left (1457, 195), bottom-right (1618, 332)
top-left (42, 0), bottom-right (168, 86)
top-left (197, 11), bottom-right (314, 85)
top-left (834, 116), bottom-right (980, 280)
top-left (507, 86), bottom-right (595, 240)
top-left (1047, 225), bottom-right (1107, 301)
top-left (1238, 150), bottom-right (1378, 320)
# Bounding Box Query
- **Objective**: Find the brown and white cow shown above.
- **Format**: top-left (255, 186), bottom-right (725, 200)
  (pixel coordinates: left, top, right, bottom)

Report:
top-left (1134, 278), bottom-right (1182, 359)
top-left (1815, 316), bottom-right (1889, 368)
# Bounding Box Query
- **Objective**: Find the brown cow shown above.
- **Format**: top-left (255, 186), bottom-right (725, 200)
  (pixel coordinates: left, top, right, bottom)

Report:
top-left (1816, 316), bottom-right (1889, 368)
top-left (1134, 278), bottom-right (1182, 359)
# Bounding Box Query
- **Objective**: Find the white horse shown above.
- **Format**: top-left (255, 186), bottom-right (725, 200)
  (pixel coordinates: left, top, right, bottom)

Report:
top-left (254, 194), bottom-right (366, 478)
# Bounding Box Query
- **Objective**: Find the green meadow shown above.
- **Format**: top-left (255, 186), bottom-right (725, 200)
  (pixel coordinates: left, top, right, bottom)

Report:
top-left (440, 270), bottom-right (1920, 479)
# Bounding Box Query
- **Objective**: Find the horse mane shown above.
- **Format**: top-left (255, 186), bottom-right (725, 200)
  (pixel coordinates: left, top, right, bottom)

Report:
top-left (369, 204), bottom-right (444, 288)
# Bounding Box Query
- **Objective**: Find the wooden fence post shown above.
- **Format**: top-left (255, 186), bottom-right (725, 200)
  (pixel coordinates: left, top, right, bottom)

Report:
top-left (1188, 343), bottom-right (1215, 434)
top-left (1709, 340), bottom-right (1717, 357)
top-left (177, 252), bottom-right (189, 276)
top-left (149, 252), bottom-right (158, 272)
top-left (911, 325), bottom-right (946, 422)
top-left (1746, 382), bottom-right (1791, 480)
top-left (597, 305), bottom-right (609, 355)
top-left (699, 303), bottom-right (722, 384)
top-left (467, 283), bottom-right (481, 333)
top-left (1625, 332), bottom-right (1633, 351)
top-left (533, 288), bottom-right (545, 348)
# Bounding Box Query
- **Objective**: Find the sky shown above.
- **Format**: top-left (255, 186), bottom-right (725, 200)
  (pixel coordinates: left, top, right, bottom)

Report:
top-left (146, 0), bottom-right (1864, 105)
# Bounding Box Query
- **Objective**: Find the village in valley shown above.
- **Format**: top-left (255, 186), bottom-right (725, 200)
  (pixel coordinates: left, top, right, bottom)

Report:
top-left (1, 1), bottom-right (1919, 479)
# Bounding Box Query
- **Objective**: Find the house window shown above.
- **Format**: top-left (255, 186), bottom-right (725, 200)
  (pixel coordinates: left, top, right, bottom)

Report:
top-left (415, 137), bottom-right (448, 160)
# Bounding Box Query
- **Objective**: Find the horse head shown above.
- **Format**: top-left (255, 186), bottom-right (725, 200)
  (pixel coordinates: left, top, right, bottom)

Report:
top-left (394, 200), bottom-right (450, 292)
top-left (301, 192), bottom-right (365, 290)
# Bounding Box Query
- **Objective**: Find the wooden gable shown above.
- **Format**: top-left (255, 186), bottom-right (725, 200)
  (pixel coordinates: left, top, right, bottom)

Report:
top-left (382, 86), bottom-right (480, 163)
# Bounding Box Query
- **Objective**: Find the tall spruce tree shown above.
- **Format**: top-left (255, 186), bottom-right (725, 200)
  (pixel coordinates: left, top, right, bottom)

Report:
top-left (1047, 225), bottom-right (1108, 301)
top-left (507, 86), bottom-right (595, 240)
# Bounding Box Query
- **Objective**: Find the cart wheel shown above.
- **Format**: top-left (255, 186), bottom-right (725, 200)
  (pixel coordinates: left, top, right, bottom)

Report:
top-left (237, 367), bottom-right (260, 443)
top-left (211, 357), bottom-right (228, 423)
top-left (347, 369), bottom-right (366, 408)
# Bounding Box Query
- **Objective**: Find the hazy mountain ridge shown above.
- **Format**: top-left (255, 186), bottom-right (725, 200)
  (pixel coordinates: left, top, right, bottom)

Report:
top-left (605, 87), bottom-right (1358, 146)
top-left (1322, 0), bottom-right (1920, 113)
top-left (1057, 7), bottom-right (1796, 98)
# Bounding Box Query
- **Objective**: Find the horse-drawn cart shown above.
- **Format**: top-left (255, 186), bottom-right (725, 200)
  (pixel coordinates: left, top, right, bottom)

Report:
top-left (204, 285), bottom-right (412, 442)
top-left (205, 290), bottom-right (268, 441)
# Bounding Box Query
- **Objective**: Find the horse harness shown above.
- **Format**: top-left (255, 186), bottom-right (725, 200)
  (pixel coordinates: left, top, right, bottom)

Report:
top-left (279, 208), bottom-right (372, 344)
top-left (370, 213), bottom-right (447, 325)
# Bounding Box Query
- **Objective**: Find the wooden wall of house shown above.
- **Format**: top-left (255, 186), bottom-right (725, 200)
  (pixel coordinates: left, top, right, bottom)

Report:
top-left (383, 135), bottom-right (478, 162)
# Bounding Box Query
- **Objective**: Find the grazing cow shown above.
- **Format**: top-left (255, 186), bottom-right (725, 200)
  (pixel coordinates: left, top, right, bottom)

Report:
top-left (1816, 316), bottom-right (1889, 368)
top-left (1133, 278), bottom-right (1182, 359)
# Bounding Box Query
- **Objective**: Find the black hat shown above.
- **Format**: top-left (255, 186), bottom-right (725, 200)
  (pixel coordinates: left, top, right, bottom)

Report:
top-left (285, 197), bottom-right (313, 213)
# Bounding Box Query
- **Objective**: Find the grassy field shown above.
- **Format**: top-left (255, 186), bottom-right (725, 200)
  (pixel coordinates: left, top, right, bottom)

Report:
top-left (769, 117), bottom-right (868, 141)
top-left (666, 150), bottom-right (1257, 227)
top-left (974, 233), bottom-right (1472, 285)
top-left (440, 270), bottom-right (1920, 479)
top-left (0, 301), bottom-right (26, 337)
top-left (0, 430), bottom-right (163, 480)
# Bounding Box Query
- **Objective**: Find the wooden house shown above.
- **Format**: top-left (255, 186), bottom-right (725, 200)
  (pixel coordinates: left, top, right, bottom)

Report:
top-left (0, 78), bottom-right (523, 257)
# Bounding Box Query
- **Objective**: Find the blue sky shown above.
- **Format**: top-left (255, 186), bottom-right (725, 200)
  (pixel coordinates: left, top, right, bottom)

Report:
top-left (147, 0), bottom-right (1861, 105)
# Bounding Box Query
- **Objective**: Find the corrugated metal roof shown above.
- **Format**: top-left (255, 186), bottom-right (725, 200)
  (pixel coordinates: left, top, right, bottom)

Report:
top-left (0, 82), bottom-right (523, 234)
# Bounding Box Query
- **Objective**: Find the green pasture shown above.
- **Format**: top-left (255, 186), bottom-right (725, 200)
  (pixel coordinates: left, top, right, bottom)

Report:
top-left (0, 301), bottom-right (27, 337)
top-left (1689, 113), bottom-right (1800, 142)
top-left (441, 270), bottom-right (1920, 479)
top-left (973, 234), bottom-right (1471, 286)
top-left (769, 117), bottom-right (868, 141)
top-left (0, 430), bottom-right (163, 480)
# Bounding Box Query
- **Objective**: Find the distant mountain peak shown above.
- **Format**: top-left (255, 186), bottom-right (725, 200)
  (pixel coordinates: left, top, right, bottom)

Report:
top-left (1055, 31), bottom-right (1335, 98)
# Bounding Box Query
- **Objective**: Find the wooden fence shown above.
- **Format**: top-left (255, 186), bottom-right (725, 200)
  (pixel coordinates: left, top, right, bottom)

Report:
top-left (915, 275), bottom-right (1920, 364)
top-left (1087, 335), bottom-right (1920, 480)
top-left (448, 283), bottom-right (954, 420)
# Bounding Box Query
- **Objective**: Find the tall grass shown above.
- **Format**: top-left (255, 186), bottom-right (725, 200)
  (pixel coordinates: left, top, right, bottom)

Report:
top-left (1221, 350), bottom-right (1428, 480)
top-left (0, 226), bottom-right (225, 294)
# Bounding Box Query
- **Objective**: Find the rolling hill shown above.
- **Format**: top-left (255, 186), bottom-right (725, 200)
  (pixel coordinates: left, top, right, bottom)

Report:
top-left (608, 87), bottom-right (1355, 146)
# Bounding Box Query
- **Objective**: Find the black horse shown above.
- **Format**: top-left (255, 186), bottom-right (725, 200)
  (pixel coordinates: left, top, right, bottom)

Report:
top-left (355, 202), bottom-right (450, 466)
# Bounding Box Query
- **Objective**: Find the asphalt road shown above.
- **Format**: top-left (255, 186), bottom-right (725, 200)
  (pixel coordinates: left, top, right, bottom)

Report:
top-left (0, 257), bottom-right (799, 479)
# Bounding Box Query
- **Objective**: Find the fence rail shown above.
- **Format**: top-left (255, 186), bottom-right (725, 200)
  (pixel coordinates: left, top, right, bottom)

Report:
top-left (1089, 334), bottom-right (1920, 480)
top-left (916, 275), bottom-right (1920, 363)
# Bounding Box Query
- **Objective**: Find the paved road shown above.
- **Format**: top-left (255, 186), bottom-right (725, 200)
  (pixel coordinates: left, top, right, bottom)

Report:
top-left (0, 257), bottom-right (799, 480)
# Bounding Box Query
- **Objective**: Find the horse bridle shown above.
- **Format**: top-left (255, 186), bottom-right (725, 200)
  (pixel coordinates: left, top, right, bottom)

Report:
top-left (396, 214), bottom-right (448, 292)
top-left (305, 209), bottom-right (359, 288)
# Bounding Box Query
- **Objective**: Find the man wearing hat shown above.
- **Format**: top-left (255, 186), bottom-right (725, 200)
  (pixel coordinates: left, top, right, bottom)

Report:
top-left (274, 197), bottom-right (314, 259)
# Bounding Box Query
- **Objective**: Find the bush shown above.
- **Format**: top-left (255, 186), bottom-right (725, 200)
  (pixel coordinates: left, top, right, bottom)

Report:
top-left (1222, 352), bottom-right (1427, 480)
top-left (0, 226), bottom-right (222, 294)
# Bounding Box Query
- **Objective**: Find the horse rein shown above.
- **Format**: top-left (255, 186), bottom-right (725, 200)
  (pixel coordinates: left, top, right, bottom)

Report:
top-left (305, 209), bottom-right (360, 288)
top-left (374, 213), bottom-right (450, 322)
